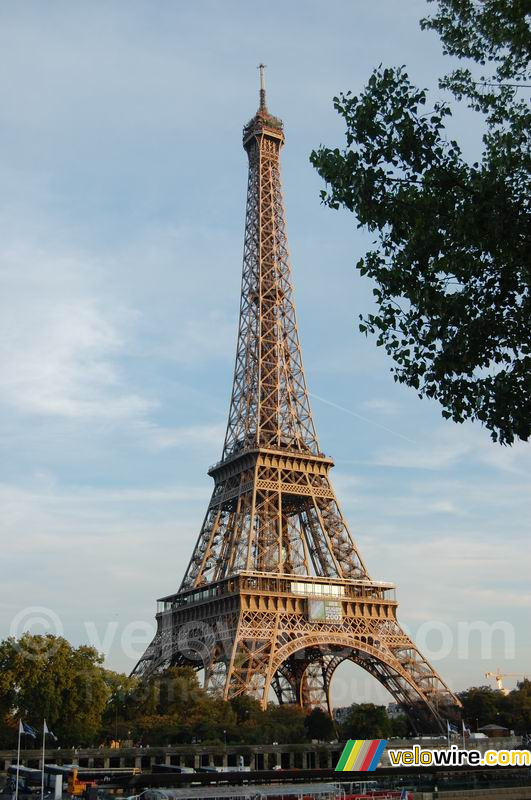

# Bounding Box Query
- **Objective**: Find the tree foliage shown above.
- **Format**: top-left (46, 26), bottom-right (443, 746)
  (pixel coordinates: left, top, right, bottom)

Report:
top-left (3, 635), bottom-right (529, 746)
top-left (0, 635), bottom-right (109, 746)
top-left (458, 685), bottom-right (504, 729)
top-left (0, 635), bottom-right (318, 747)
top-left (340, 703), bottom-right (392, 740)
top-left (311, 0), bottom-right (530, 444)
top-left (305, 707), bottom-right (336, 741)
top-left (459, 681), bottom-right (531, 734)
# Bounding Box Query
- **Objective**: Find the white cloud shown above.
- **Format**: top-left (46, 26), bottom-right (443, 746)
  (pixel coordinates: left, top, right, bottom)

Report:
top-left (362, 398), bottom-right (398, 414)
top-left (428, 499), bottom-right (457, 514)
top-left (371, 426), bottom-right (531, 474)
top-left (310, 391), bottom-right (415, 444)
top-left (0, 224), bottom-right (239, 426)
top-left (0, 476), bottom-right (209, 669)
top-left (153, 313), bottom-right (235, 366)
top-left (139, 421), bottom-right (226, 451)
top-left (363, 533), bottom-right (531, 649)
top-left (0, 243), bottom-right (152, 420)
top-left (372, 437), bottom-right (470, 470)
top-left (472, 437), bottom-right (531, 474)
top-left (461, 587), bottom-right (531, 610)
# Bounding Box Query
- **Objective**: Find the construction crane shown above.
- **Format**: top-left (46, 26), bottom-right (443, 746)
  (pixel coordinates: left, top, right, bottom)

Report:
top-left (485, 669), bottom-right (527, 695)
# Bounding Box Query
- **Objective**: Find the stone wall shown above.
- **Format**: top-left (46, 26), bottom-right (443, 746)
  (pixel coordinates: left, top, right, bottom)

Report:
top-left (0, 736), bottom-right (522, 774)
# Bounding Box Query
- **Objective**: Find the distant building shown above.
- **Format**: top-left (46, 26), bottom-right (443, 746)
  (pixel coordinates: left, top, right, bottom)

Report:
top-left (387, 703), bottom-right (403, 719)
top-left (333, 706), bottom-right (354, 724)
top-left (478, 724), bottom-right (510, 738)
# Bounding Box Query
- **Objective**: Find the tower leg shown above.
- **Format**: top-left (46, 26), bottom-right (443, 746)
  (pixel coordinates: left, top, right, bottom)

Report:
top-left (271, 663), bottom-right (298, 705)
top-left (271, 652), bottom-right (336, 713)
top-left (221, 620), bottom-right (275, 706)
top-left (299, 656), bottom-right (332, 713)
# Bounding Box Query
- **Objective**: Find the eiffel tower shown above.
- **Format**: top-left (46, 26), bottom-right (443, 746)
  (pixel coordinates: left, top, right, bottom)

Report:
top-left (134, 67), bottom-right (461, 731)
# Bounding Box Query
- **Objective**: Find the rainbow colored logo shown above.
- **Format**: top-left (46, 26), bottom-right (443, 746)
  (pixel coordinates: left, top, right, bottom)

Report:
top-left (335, 739), bottom-right (388, 771)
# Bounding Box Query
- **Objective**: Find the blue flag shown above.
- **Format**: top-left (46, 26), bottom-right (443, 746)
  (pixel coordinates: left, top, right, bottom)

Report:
top-left (447, 720), bottom-right (459, 735)
top-left (19, 721), bottom-right (37, 738)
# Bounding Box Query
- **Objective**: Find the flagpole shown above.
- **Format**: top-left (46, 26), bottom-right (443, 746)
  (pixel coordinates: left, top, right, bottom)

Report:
top-left (41, 720), bottom-right (46, 800)
top-left (15, 722), bottom-right (22, 800)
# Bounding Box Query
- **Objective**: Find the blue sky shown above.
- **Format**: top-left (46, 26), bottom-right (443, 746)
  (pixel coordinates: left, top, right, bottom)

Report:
top-left (1, 1), bottom-right (529, 706)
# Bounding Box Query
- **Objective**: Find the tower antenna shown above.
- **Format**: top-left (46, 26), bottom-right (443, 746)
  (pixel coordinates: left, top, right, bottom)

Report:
top-left (258, 63), bottom-right (267, 110)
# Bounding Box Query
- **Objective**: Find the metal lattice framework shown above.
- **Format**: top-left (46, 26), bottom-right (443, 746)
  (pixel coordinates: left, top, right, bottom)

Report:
top-left (133, 70), bottom-right (461, 732)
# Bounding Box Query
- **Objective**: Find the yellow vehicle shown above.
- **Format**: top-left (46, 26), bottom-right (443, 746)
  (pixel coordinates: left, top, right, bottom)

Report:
top-left (67, 767), bottom-right (140, 796)
top-left (67, 768), bottom-right (97, 796)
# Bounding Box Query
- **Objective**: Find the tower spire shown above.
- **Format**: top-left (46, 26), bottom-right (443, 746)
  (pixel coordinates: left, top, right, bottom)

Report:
top-left (258, 63), bottom-right (267, 110)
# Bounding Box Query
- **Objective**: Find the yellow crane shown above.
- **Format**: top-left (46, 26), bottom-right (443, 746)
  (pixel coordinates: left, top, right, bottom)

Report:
top-left (485, 669), bottom-right (527, 695)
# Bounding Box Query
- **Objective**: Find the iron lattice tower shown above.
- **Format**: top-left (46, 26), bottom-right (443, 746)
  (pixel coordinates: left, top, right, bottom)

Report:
top-left (134, 70), bottom-right (461, 730)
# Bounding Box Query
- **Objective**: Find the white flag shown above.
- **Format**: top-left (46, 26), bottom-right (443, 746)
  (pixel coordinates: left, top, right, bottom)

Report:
top-left (43, 720), bottom-right (57, 741)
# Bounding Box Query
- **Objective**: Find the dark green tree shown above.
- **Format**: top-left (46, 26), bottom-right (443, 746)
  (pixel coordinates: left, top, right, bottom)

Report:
top-left (305, 707), bottom-right (336, 741)
top-left (311, 0), bottom-right (530, 445)
top-left (262, 704), bottom-right (308, 744)
top-left (129, 667), bottom-right (219, 745)
top-left (229, 694), bottom-right (263, 725)
top-left (502, 679), bottom-right (531, 734)
top-left (100, 671), bottom-right (141, 742)
top-left (0, 635), bottom-right (109, 746)
top-left (341, 703), bottom-right (392, 740)
top-left (390, 714), bottom-right (410, 739)
top-left (458, 685), bottom-right (504, 729)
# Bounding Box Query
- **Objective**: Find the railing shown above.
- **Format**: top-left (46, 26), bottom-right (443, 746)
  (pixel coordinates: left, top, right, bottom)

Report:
top-left (158, 571), bottom-right (396, 612)
top-left (238, 572), bottom-right (396, 603)
top-left (208, 444), bottom-right (332, 474)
